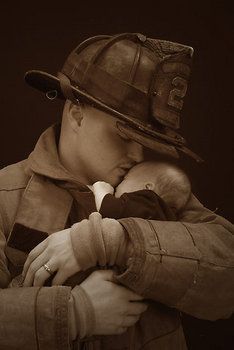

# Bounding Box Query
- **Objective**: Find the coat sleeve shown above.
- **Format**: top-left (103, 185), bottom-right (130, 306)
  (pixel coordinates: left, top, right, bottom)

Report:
top-left (0, 223), bottom-right (72, 350)
top-left (116, 194), bottom-right (234, 321)
top-left (100, 190), bottom-right (176, 220)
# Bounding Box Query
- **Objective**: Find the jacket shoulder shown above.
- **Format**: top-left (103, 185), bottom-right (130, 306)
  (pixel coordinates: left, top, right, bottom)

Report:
top-left (0, 160), bottom-right (30, 191)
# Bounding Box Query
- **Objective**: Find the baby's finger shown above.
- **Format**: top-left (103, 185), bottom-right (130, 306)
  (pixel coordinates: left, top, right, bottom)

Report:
top-left (122, 315), bottom-right (140, 327)
top-left (126, 290), bottom-right (144, 302)
top-left (23, 239), bottom-right (48, 277)
top-left (128, 301), bottom-right (148, 315)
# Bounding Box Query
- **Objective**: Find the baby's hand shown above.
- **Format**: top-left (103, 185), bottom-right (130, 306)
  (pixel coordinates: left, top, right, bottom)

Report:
top-left (93, 181), bottom-right (114, 211)
top-left (93, 181), bottom-right (114, 195)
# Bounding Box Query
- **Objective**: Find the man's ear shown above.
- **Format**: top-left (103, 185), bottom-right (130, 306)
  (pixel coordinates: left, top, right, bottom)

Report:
top-left (67, 101), bottom-right (84, 131)
top-left (145, 182), bottom-right (155, 190)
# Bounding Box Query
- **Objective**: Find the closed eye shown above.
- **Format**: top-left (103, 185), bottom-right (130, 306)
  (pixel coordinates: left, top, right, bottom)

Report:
top-left (116, 130), bottom-right (131, 142)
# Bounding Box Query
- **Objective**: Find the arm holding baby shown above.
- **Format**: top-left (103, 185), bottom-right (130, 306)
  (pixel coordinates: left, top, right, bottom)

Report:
top-left (93, 161), bottom-right (191, 220)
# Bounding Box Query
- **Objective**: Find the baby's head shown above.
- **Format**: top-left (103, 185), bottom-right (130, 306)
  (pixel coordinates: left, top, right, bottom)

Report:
top-left (115, 161), bottom-right (191, 212)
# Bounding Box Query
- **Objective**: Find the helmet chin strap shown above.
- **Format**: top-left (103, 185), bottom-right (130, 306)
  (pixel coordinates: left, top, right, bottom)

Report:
top-left (57, 72), bottom-right (78, 105)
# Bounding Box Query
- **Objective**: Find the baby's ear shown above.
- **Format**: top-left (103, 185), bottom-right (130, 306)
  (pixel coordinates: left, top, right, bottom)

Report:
top-left (145, 182), bottom-right (155, 190)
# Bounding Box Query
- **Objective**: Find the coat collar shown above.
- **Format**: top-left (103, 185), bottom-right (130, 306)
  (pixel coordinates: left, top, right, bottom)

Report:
top-left (7, 124), bottom-right (95, 254)
top-left (27, 123), bottom-right (87, 189)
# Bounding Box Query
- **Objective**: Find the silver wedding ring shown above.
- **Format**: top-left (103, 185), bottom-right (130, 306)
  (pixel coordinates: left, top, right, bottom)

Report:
top-left (43, 264), bottom-right (53, 275)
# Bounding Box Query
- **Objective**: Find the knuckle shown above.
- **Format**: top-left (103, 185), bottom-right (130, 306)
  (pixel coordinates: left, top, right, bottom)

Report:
top-left (47, 245), bottom-right (54, 254)
top-left (134, 314), bottom-right (140, 322)
top-left (117, 327), bottom-right (127, 334)
top-left (119, 307), bottom-right (128, 318)
top-left (28, 250), bottom-right (36, 261)
top-left (90, 270), bottom-right (102, 280)
top-left (34, 271), bottom-right (42, 283)
top-left (92, 270), bottom-right (100, 277)
top-left (131, 304), bottom-right (143, 314)
top-left (121, 315), bottom-right (128, 326)
top-left (133, 292), bottom-right (143, 299)
top-left (138, 306), bottom-right (147, 314)
top-left (138, 303), bottom-right (146, 312)
top-left (28, 264), bottom-right (36, 274)
top-left (125, 319), bottom-right (134, 327)
top-left (141, 302), bottom-right (148, 311)
top-left (52, 278), bottom-right (58, 286)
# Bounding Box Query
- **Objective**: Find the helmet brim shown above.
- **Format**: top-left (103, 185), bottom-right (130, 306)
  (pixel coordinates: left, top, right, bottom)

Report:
top-left (25, 70), bottom-right (203, 162)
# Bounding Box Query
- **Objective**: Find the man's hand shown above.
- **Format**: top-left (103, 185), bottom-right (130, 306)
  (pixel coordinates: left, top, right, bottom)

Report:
top-left (22, 228), bottom-right (81, 287)
top-left (22, 212), bottom-right (131, 287)
top-left (80, 270), bottom-right (148, 335)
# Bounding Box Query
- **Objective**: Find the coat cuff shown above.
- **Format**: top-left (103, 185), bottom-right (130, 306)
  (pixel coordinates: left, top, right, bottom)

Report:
top-left (0, 286), bottom-right (71, 350)
top-left (36, 286), bottom-right (71, 350)
top-left (71, 285), bottom-right (96, 339)
top-left (116, 218), bottom-right (200, 306)
top-left (116, 217), bottom-right (234, 320)
top-left (116, 218), bottom-right (148, 292)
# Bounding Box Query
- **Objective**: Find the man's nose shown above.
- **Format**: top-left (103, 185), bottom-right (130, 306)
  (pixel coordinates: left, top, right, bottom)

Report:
top-left (127, 141), bottom-right (144, 163)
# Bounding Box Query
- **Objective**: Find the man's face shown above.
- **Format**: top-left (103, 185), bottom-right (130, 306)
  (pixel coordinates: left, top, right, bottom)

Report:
top-left (71, 105), bottom-right (144, 187)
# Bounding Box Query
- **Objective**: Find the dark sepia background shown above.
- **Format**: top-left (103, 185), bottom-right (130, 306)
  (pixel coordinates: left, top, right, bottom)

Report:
top-left (0, 1), bottom-right (233, 349)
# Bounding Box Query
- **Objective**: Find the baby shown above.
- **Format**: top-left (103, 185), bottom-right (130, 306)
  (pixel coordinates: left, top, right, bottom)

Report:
top-left (92, 161), bottom-right (191, 221)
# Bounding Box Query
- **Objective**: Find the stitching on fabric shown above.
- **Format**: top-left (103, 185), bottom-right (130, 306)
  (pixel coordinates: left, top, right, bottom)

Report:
top-left (180, 222), bottom-right (196, 246)
top-left (143, 220), bottom-right (163, 294)
top-left (57, 287), bottom-right (73, 350)
top-left (127, 220), bottom-right (145, 283)
top-left (173, 260), bottom-right (200, 309)
top-left (146, 251), bottom-right (198, 261)
top-left (118, 218), bottom-right (146, 287)
top-left (0, 187), bottom-right (26, 192)
top-left (34, 287), bottom-right (42, 350)
top-left (147, 220), bottom-right (162, 263)
top-left (180, 222), bottom-right (234, 268)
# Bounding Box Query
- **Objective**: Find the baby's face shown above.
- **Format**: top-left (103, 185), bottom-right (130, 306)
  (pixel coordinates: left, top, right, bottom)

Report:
top-left (115, 169), bottom-right (147, 197)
